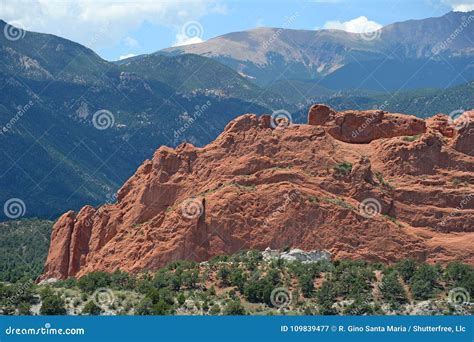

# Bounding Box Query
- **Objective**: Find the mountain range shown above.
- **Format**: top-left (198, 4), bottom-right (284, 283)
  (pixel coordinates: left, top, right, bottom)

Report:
top-left (163, 11), bottom-right (474, 90)
top-left (0, 11), bottom-right (473, 219)
top-left (0, 20), bottom-right (281, 219)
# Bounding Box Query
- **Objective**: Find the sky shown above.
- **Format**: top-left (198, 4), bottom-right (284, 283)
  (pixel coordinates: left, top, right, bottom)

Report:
top-left (0, 0), bottom-right (473, 61)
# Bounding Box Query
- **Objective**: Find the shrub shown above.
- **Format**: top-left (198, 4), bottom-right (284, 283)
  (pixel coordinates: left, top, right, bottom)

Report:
top-left (334, 162), bottom-right (352, 176)
top-left (410, 264), bottom-right (439, 300)
top-left (299, 274), bottom-right (314, 298)
top-left (375, 172), bottom-right (394, 189)
top-left (403, 135), bottom-right (421, 142)
top-left (334, 261), bottom-right (374, 300)
top-left (169, 274), bottom-right (182, 292)
top-left (223, 299), bottom-right (245, 315)
top-left (135, 298), bottom-right (154, 315)
top-left (379, 272), bottom-right (408, 308)
top-left (40, 289), bottom-right (66, 315)
top-left (395, 259), bottom-right (417, 283)
top-left (343, 297), bottom-right (375, 315)
top-left (218, 267), bottom-right (231, 287)
top-left (77, 272), bottom-right (111, 293)
top-left (229, 267), bottom-right (246, 292)
top-left (444, 261), bottom-right (474, 295)
top-left (82, 301), bottom-right (102, 315)
top-left (177, 293), bottom-right (186, 306)
top-left (181, 270), bottom-right (199, 289)
top-left (316, 281), bottom-right (336, 309)
top-left (209, 304), bottom-right (220, 315)
top-left (152, 299), bottom-right (174, 315)
top-left (109, 270), bottom-right (136, 290)
top-left (17, 302), bottom-right (32, 315)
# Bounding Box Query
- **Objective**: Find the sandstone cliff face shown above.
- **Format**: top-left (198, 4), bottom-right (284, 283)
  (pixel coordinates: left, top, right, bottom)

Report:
top-left (42, 105), bottom-right (474, 280)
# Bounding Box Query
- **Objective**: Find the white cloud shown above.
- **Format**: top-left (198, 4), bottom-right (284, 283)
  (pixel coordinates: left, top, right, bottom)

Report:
top-left (0, 0), bottom-right (218, 52)
top-left (172, 20), bottom-right (205, 46)
top-left (119, 53), bottom-right (137, 60)
top-left (455, 4), bottom-right (474, 11)
top-left (323, 16), bottom-right (383, 33)
top-left (443, 0), bottom-right (474, 12)
top-left (173, 35), bottom-right (203, 47)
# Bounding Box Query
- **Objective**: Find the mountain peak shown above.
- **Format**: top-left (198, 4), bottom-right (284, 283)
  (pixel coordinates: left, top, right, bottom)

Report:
top-left (161, 11), bottom-right (473, 87)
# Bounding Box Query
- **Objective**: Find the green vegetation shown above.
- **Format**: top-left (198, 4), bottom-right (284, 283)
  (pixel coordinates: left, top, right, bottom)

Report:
top-left (410, 264), bottom-right (440, 300)
top-left (375, 172), bottom-right (395, 190)
top-left (223, 299), bottom-right (246, 315)
top-left (403, 134), bottom-right (422, 142)
top-left (321, 197), bottom-right (354, 210)
top-left (395, 259), bottom-right (417, 283)
top-left (234, 183), bottom-right (257, 192)
top-left (0, 219), bottom-right (53, 282)
top-left (82, 300), bottom-right (102, 315)
top-left (333, 162), bottom-right (352, 176)
top-left (379, 271), bottom-right (408, 309)
top-left (316, 281), bottom-right (337, 315)
top-left (0, 250), bottom-right (472, 316)
top-left (39, 288), bottom-right (66, 315)
top-left (444, 262), bottom-right (474, 297)
top-left (315, 81), bottom-right (474, 120)
top-left (383, 214), bottom-right (400, 226)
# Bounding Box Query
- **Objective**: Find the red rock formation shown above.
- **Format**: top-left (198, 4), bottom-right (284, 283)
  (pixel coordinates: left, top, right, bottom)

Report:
top-left (308, 104), bottom-right (426, 143)
top-left (452, 110), bottom-right (474, 156)
top-left (41, 105), bottom-right (474, 280)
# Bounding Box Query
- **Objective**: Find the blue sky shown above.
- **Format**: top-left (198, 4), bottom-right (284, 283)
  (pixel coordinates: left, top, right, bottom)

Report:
top-left (0, 0), bottom-right (472, 61)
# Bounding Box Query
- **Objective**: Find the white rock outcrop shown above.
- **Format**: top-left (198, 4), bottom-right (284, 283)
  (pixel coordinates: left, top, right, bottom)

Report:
top-left (262, 247), bottom-right (331, 263)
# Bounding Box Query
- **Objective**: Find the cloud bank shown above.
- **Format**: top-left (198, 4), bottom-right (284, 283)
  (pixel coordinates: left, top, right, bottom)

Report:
top-left (443, 0), bottom-right (474, 12)
top-left (323, 16), bottom-right (383, 33)
top-left (0, 0), bottom-right (220, 52)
